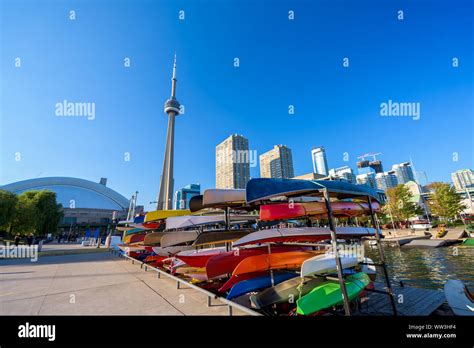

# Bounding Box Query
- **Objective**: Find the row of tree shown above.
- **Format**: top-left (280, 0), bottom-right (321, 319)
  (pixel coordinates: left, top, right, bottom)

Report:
top-left (383, 182), bottom-right (466, 226)
top-left (0, 190), bottom-right (63, 237)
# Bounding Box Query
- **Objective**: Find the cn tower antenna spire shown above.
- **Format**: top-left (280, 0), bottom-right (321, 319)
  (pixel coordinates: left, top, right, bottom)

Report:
top-left (157, 54), bottom-right (182, 210)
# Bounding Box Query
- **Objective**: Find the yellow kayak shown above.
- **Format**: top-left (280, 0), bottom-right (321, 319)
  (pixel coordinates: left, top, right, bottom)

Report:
top-left (144, 209), bottom-right (191, 223)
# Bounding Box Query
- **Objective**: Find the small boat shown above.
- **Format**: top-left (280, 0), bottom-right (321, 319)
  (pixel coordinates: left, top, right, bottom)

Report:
top-left (206, 245), bottom-right (310, 279)
top-left (250, 276), bottom-right (325, 309)
top-left (444, 280), bottom-right (474, 316)
top-left (152, 245), bottom-right (194, 256)
top-left (144, 209), bottom-right (191, 223)
top-left (166, 214), bottom-right (256, 230)
top-left (296, 272), bottom-right (370, 315)
top-left (122, 232), bottom-right (146, 244)
top-left (232, 250), bottom-right (321, 277)
top-left (233, 227), bottom-right (378, 247)
top-left (226, 272), bottom-right (298, 300)
top-left (462, 238), bottom-right (474, 246)
top-left (260, 201), bottom-right (381, 221)
top-left (193, 230), bottom-right (252, 246)
top-left (175, 247), bottom-right (227, 267)
top-left (300, 253), bottom-right (359, 278)
top-left (246, 178), bottom-right (379, 204)
top-left (143, 232), bottom-right (167, 246)
top-left (219, 271), bottom-right (268, 293)
top-left (160, 231), bottom-right (200, 248)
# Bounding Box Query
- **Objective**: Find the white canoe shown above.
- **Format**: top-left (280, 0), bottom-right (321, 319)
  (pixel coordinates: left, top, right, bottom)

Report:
top-left (152, 245), bottom-right (194, 256)
top-left (233, 227), bottom-right (377, 247)
top-left (300, 252), bottom-right (359, 278)
top-left (160, 231), bottom-right (200, 248)
top-left (176, 246), bottom-right (228, 256)
top-left (203, 189), bottom-right (246, 206)
top-left (444, 280), bottom-right (474, 316)
top-left (166, 214), bottom-right (257, 230)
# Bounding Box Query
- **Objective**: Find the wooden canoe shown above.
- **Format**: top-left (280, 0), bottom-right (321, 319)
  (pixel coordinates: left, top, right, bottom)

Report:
top-left (143, 232), bottom-right (167, 246)
top-left (233, 227), bottom-right (377, 247)
top-left (160, 231), bottom-right (200, 248)
top-left (193, 230), bottom-right (252, 247)
top-left (232, 250), bottom-right (322, 277)
top-left (260, 201), bottom-right (381, 221)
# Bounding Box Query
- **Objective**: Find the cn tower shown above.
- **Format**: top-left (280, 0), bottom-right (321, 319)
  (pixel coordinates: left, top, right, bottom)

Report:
top-left (157, 54), bottom-right (181, 210)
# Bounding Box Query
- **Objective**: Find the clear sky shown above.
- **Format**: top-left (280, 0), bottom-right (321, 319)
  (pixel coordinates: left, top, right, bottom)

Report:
top-left (1, 0), bottom-right (473, 210)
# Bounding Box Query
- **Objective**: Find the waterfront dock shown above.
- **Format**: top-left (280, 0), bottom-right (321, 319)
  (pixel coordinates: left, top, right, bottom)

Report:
top-left (0, 251), bottom-right (250, 315)
top-left (355, 282), bottom-right (447, 316)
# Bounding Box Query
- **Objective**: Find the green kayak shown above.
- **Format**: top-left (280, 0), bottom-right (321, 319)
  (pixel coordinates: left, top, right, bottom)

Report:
top-left (296, 272), bottom-right (370, 315)
top-left (462, 238), bottom-right (474, 246)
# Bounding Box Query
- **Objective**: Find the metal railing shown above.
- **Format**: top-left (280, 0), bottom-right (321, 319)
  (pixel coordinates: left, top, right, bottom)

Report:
top-left (110, 248), bottom-right (261, 316)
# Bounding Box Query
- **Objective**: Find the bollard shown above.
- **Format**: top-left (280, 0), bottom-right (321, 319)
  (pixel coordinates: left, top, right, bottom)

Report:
top-left (207, 296), bottom-right (212, 307)
top-left (177, 281), bottom-right (180, 289)
top-left (157, 271), bottom-right (161, 279)
top-left (228, 305), bottom-right (233, 316)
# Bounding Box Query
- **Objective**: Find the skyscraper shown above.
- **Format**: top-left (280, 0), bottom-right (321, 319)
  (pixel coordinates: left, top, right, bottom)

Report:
top-left (157, 54), bottom-right (181, 210)
top-left (260, 145), bottom-right (294, 179)
top-left (311, 147), bottom-right (328, 176)
top-left (216, 134), bottom-right (251, 189)
top-left (375, 171), bottom-right (398, 191)
top-left (356, 172), bottom-right (377, 189)
top-left (451, 169), bottom-right (474, 190)
top-left (174, 184), bottom-right (201, 210)
top-left (392, 162), bottom-right (415, 185)
top-left (328, 166), bottom-right (356, 183)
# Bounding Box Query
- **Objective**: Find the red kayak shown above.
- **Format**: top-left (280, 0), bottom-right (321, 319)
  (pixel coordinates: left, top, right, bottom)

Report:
top-left (205, 245), bottom-right (307, 279)
top-left (218, 271), bottom-right (267, 293)
top-left (129, 233), bottom-right (146, 243)
top-left (142, 221), bottom-right (162, 230)
top-left (260, 201), bottom-right (381, 221)
top-left (174, 247), bottom-right (227, 268)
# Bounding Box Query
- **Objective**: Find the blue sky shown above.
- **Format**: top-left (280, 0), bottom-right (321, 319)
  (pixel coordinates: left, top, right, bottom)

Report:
top-left (1, 0), bottom-right (473, 210)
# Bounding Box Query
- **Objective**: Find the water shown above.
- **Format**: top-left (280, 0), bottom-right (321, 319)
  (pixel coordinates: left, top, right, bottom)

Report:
top-left (365, 245), bottom-right (474, 290)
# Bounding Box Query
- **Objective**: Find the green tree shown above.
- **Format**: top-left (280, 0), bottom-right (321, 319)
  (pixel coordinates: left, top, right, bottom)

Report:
top-left (10, 192), bottom-right (39, 235)
top-left (428, 182), bottom-right (465, 221)
top-left (383, 184), bottom-right (424, 227)
top-left (35, 191), bottom-right (63, 236)
top-left (0, 190), bottom-right (18, 232)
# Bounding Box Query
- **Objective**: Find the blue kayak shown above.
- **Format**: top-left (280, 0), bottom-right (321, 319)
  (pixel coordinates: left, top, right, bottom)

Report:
top-left (227, 272), bottom-right (298, 300)
top-left (245, 178), bottom-right (378, 204)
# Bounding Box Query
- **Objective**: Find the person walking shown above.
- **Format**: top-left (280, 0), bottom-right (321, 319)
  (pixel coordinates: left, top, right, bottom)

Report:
top-left (26, 233), bottom-right (34, 247)
top-left (14, 234), bottom-right (21, 246)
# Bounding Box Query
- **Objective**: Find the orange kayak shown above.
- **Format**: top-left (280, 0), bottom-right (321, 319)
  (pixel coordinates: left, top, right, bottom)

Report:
top-left (232, 251), bottom-right (321, 277)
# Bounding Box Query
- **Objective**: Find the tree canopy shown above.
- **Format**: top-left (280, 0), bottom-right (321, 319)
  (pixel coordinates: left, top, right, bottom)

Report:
top-left (427, 182), bottom-right (466, 221)
top-left (383, 184), bottom-right (424, 224)
top-left (0, 190), bottom-right (63, 236)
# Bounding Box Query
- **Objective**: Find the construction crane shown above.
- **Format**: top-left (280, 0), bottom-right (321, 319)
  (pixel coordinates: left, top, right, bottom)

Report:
top-left (357, 152), bottom-right (382, 162)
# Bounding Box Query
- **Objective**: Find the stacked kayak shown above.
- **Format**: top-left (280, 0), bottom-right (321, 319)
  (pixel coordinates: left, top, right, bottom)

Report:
top-left (462, 238), bottom-right (474, 246)
top-left (296, 272), bottom-right (370, 315)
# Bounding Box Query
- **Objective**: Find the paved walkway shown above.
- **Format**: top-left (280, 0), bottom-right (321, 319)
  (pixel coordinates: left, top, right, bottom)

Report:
top-left (0, 251), bottom-right (247, 315)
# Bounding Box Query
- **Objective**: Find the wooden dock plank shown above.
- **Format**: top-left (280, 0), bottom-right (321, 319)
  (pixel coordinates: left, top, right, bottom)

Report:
top-left (354, 283), bottom-right (446, 316)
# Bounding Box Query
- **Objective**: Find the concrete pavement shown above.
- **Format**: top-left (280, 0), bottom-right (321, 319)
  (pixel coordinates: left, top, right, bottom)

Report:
top-left (0, 251), bottom-right (247, 315)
